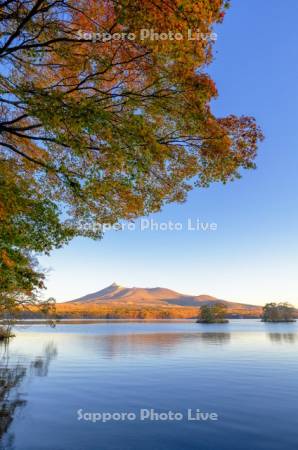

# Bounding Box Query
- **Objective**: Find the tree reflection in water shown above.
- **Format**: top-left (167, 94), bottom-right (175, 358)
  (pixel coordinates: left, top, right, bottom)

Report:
top-left (0, 340), bottom-right (57, 449)
top-left (268, 333), bottom-right (298, 344)
top-left (31, 343), bottom-right (58, 377)
top-left (0, 342), bottom-right (26, 450)
top-left (86, 331), bottom-right (231, 359)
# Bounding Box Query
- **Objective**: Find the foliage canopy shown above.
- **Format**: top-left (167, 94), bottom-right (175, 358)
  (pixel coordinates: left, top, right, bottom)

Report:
top-left (0, 0), bottom-right (263, 307)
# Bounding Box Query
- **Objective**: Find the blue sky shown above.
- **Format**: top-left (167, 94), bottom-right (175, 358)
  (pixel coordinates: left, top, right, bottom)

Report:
top-left (39, 0), bottom-right (298, 305)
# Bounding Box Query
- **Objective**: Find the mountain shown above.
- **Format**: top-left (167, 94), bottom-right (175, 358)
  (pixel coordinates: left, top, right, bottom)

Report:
top-left (66, 282), bottom-right (258, 310)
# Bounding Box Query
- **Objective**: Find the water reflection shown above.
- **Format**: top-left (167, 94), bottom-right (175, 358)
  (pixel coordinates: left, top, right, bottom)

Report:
top-left (85, 332), bottom-right (231, 359)
top-left (199, 333), bottom-right (231, 344)
top-left (2, 323), bottom-right (298, 450)
top-left (268, 333), bottom-right (298, 344)
top-left (0, 343), bottom-right (26, 450)
top-left (0, 341), bottom-right (58, 449)
top-left (31, 342), bottom-right (58, 377)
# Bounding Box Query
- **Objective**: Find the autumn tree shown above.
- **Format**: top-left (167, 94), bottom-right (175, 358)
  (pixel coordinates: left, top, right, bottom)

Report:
top-left (0, 0), bottom-right (263, 309)
top-left (0, 161), bottom-right (74, 319)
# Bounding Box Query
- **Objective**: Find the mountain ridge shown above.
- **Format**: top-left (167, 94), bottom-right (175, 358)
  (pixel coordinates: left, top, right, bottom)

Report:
top-left (65, 283), bottom-right (258, 310)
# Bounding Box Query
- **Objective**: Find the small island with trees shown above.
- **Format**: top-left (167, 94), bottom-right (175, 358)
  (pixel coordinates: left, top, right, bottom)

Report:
top-left (197, 303), bottom-right (229, 324)
top-left (261, 302), bottom-right (297, 323)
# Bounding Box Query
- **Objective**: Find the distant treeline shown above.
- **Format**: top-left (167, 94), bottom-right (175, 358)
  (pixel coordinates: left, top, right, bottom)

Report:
top-left (18, 304), bottom-right (263, 320)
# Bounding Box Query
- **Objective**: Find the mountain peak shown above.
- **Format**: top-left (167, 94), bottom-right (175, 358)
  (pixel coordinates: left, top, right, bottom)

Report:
top-left (66, 283), bottom-right (258, 311)
top-left (68, 283), bottom-right (222, 307)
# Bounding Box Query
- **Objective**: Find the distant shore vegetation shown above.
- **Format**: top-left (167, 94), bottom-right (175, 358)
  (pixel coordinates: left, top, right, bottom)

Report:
top-left (9, 304), bottom-right (262, 320)
top-left (3, 301), bottom-right (297, 323)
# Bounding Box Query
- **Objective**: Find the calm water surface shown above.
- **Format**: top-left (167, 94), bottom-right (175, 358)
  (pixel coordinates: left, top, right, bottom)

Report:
top-left (1, 319), bottom-right (298, 450)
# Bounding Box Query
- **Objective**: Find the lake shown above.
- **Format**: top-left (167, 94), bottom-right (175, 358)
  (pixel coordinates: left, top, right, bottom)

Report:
top-left (1, 319), bottom-right (298, 450)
